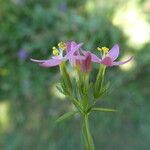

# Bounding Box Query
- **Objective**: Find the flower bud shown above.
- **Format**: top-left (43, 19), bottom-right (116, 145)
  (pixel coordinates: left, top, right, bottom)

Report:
top-left (80, 52), bottom-right (92, 73)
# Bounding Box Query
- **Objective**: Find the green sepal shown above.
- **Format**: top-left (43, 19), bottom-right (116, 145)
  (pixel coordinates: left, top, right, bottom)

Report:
top-left (91, 107), bottom-right (117, 112)
top-left (56, 111), bottom-right (78, 123)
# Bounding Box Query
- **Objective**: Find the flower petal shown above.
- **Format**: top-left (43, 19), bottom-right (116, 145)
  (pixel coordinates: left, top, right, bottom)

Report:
top-left (39, 59), bottom-right (62, 67)
top-left (81, 50), bottom-right (101, 63)
top-left (101, 57), bottom-right (113, 66)
top-left (108, 44), bottom-right (119, 61)
top-left (30, 58), bottom-right (48, 63)
top-left (73, 55), bottom-right (85, 60)
top-left (65, 43), bottom-right (83, 59)
top-left (66, 41), bottom-right (80, 53)
top-left (52, 55), bottom-right (63, 60)
top-left (112, 56), bottom-right (133, 66)
top-left (71, 41), bottom-right (78, 49)
top-left (66, 42), bottom-right (72, 52)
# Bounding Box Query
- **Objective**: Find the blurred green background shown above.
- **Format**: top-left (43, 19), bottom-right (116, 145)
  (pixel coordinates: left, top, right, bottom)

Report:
top-left (0, 0), bottom-right (150, 149)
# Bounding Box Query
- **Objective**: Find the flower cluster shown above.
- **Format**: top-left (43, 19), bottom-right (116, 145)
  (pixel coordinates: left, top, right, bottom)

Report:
top-left (31, 40), bottom-right (133, 113)
top-left (31, 41), bottom-right (133, 150)
top-left (31, 41), bottom-right (132, 70)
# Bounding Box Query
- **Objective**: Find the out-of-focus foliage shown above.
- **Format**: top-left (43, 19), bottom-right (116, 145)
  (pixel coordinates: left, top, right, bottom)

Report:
top-left (0, 0), bottom-right (150, 149)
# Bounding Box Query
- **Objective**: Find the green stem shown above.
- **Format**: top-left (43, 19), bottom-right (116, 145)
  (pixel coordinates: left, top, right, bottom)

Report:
top-left (82, 114), bottom-right (95, 150)
top-left (96, 65), bottom-right (106, 89)
top-left (82, 74), bottom-right (89, 109)
top-left (76, 69), bottom-right (89, 109)
top-left (94, 65), bottom-right (106, 98)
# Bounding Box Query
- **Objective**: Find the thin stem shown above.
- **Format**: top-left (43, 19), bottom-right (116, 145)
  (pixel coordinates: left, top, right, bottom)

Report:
top-left (82, 114), bottom-right (95, 150)
top-left (100, 65), bottom-right (106, 89)
top-left (96, 65), bottom-right (106, 89)
top-left (76, 69), bottom-right (89, 109)
top-left (82, 74), bottom-right (89, 109)
top-left (94, 65), bottom-right (106, 98)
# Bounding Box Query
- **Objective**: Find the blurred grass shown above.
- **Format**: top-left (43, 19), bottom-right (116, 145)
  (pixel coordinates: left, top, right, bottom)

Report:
top-left (0, 0), bottom-right (150, 150)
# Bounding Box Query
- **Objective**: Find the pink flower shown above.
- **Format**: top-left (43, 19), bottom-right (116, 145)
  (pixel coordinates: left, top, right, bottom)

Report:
top-left (31, 41), bottom-right (83, 67)
top-left (82, 44), bottom-right (133, 67)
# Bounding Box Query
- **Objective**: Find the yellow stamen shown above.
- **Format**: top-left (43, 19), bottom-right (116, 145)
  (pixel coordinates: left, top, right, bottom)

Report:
top-left (58, 42), bottom-right (66, 50)
top-left (52, 47), bottom-right (59, 56)
top-left (101, 47), bottom-right (109, 53)
top-left (97, 46), bottom-right (109, 53)
top-left (97, 47), bottom-right (102, 51)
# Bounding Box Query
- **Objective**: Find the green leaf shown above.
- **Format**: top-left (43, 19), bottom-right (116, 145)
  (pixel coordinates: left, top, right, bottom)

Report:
top-left (94, 82), bottom-right (110, 99)
top-left (71, 78), bottom-right (79, 100)
top-left (67, 96), bottom-right (83, 113)
top-left (56, 85), bottom-right (65, 95)
top-left (91, 107), bottom-right (117, 112)
top-left (56, 111), bottom-right (78, 123)
top-left (60, 78), bottom-right (70, 95)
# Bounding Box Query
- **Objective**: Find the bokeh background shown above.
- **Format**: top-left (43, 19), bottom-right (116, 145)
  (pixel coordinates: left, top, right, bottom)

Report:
top-left (0, 0), bottom-right (150, 149)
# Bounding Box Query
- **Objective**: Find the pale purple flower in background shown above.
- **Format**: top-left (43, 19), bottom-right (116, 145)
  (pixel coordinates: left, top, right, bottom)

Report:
top-left (83, 44), bottom-right (133, 67)
top-left (31, 41), bottom-right (83, 67)
top-left (17, 49), bottom-right (29, 61)
top-left (13, 0), bottom-right (26, 5)
top-left (59, 2), bottom-right (67, 12)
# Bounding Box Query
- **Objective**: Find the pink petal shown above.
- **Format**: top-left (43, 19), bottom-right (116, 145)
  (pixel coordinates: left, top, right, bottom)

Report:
top-left (30, 58), bottom-right (48, 63)
top-left (108, 44), bottom-right (119, 61)
top-left (73, 55), bottom-right (85, 60)
top-left (65, 43), bottom-right (83, 59)
top-left (101, 57), bottom-right (113, 66)
top-left (112, 56), bottom-right (133, 66)
top-left (52, 55), bottom-right (63, 60)
top-left (81, 50), bottom-right (101, 63)
top-left (39, 59), bottom-right (62, 67)
top-left (66, 41), bottom-right (81, 53)
top-left (66, 42), bottom-right (72, 52)
top-left (71, 41), bottom-right (77, 49)
top-left (31, 58), bottom-right (62, 67)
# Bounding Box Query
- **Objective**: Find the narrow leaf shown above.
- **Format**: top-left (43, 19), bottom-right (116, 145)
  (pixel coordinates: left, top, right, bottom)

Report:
top-left (56, 85), bottom-right (65, 94)
top-left (92, 107), bottom-right (117, 112)
top-left (94, 82), bottom-right (110, 99)
top-left (56, 111), bottom-right (78, 123)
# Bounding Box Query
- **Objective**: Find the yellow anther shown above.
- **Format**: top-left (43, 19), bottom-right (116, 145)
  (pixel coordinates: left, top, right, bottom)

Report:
top-left (101, 47), bottom-right (109, 53)
top-left (58, 42), bottom-right (66, 50)
top-left (97, 46), bottom-right (109, 53)
top-left (52, 47), bottom-right (59, 56)
top-left (97, 47), bottom-right (102, 51)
